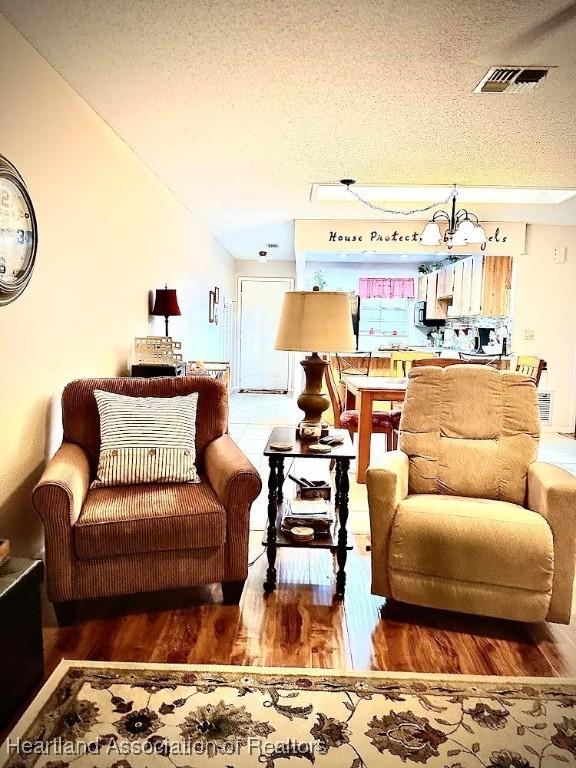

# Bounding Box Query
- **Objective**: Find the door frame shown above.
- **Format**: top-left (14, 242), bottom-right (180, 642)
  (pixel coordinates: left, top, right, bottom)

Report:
top-left (236, 276), bottom-right (295, 393)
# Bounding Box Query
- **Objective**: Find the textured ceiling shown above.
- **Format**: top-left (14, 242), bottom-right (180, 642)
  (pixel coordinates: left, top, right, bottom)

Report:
top-left (1, 0), bottom-right (576, 258)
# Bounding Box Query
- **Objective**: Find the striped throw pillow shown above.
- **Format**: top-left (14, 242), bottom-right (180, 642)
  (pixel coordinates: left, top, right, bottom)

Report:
top-left (91, 390), bottom-right (200, 488)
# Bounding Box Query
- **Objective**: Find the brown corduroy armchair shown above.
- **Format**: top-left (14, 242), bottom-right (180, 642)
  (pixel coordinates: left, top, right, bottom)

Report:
top-left (33, 376), bottom-right (261, 625)
top-left (367, 365), bottom-right (576, 624)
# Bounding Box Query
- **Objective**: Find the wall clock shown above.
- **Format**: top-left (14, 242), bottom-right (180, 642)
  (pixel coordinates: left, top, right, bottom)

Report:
top-left (0, 155), bottom-right (38, 306)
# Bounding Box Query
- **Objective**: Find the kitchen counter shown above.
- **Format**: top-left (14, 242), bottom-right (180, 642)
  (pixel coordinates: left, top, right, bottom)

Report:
top-left (370, 348), bottom-right (515, 360)
top-left (371, 347), bottom-right (444, 356)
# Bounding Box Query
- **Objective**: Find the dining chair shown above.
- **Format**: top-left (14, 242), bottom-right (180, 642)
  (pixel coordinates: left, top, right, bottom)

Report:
top-left (386, 351), bottom-right (436, 426)
top-left (411, 357), bottom-right (497, 369)
top-left (390, 350), bottom-right (434, 377)
top-left (516, 355), bottom-right (546, 386)
top-left (324, 362), bottom-right (400, 451)
top-left (459, 352), bottom-right (504, 369)
top-left (334, 352), bottom-right (372, 377)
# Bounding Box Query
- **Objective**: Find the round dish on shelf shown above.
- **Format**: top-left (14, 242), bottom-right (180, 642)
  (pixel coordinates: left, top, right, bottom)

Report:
top-left (288, 526), bottom-right (315, 543)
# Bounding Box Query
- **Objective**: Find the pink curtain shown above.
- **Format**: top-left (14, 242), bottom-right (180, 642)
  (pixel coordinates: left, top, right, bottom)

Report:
top-left (358, 277), bottom-right (415, 299)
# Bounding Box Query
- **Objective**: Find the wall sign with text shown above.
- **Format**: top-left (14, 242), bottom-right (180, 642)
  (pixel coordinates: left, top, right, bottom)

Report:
top-left (295, 220), bottom-right (527, 256)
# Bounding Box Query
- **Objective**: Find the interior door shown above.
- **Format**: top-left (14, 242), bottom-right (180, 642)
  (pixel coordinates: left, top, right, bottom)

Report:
top-left (239, 278), bottom-right (292, 391)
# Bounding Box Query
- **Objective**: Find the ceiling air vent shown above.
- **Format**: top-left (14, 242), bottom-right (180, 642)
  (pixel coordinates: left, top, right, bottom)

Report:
top-left (474, 66), bottom-right (552, 93)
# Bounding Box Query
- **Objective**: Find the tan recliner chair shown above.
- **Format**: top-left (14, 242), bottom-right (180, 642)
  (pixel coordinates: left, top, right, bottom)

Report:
top-left (367, 365), bottom-right (576, 624)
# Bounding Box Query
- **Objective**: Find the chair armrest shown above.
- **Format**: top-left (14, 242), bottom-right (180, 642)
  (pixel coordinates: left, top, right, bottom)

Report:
top-left (527, 462), bottom-right (576, 624)
top-left (366, 450), bottom-right (409, 597)
top-left (204, 435), bottom-right (262, 508)
top-left (32, 442), bottom-right (90, 526)
top-left (32, 442), bottom-right (90, 602)
top-left (204, 435), bottom-right (262, 581)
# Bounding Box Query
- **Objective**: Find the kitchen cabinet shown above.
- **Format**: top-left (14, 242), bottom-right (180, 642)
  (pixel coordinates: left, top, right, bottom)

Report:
top-left (447, 255), bottom-right (512, 318)
top-left (437, 265), bottom-right (454, 299)
top-left (460, 257), bottom-right (473, 315)
top-left (469, 254), bottom-right (484, 316)
top-left (436, 267), bottom-right (446, 297)
top-left (482, 255), bottom-right (513, 316)
top-left (417, 274), bottom-right (428, 301)
top-left (425, 271), bottom-right (448, 320)
top-left (448, 259), bottom-right (464, 317)
top-left (419, 255), bottom-right (512, 321)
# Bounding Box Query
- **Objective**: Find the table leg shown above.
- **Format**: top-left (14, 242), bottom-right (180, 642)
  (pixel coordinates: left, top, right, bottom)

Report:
top-left (334, 460), bottom-right (342, 507)
top-left (335, 458), bottom-right (350, 598)
top-left (264, 456), bottom-right (279, 593)
top-left (356, 390), bottom-right (374, 484)
top-left (276, 457), bottom-right (285, 503)
top-left (345, 384), bottom-right (356, 411)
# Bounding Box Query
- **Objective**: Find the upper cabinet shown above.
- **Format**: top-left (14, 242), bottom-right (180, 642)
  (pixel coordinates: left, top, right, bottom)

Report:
top-left (430, 255), bottom-right (512, 320)
top-left (417, 274), bottom-right (428, 301)
top-left (436, 264), bottom-right (454, 299)
top-left (469, 254), bottom-right (484, 316)
top-left (448, 260), bottom-right (464, 318)
top-left (425, 270), bottom-right (448, 320)
top-left (481, 255), bottom-right (513, 316)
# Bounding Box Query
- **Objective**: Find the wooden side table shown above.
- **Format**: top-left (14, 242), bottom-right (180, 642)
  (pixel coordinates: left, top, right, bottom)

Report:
top-left (262, 427), bottom-right (355, 599)
top-left (0, 558), bottom-right (44, 728)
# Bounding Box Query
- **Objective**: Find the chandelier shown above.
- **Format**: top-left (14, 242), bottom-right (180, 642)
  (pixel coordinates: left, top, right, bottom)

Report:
top-left (339, 180), bottom-right (487, 246)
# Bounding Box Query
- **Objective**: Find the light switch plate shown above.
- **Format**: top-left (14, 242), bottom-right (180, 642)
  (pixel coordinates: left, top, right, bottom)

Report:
top-left (524, 329), bottom-right (535, 341)
top-left (553, 246), bottom-right (566, 264)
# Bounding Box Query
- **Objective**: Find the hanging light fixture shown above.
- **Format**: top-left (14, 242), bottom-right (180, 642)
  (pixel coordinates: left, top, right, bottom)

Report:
top-left (421, 187), bottom-right (487, 246)
top-left (340, 180), bottom-right (487, 247)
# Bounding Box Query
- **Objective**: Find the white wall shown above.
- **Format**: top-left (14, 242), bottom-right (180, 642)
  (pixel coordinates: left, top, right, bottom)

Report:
top-left (0, 16), bottom-right (235, 556)
top-left (514, 224), bottom-right (576, 432)
top-left (234, 259), bottom-right (296, 279)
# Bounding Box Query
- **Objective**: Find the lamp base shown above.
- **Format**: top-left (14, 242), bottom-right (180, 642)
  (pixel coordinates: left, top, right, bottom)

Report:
top-left (297, 422), bottom-right (330, 441)
top-left (297, 353), bottom-right (330, 430)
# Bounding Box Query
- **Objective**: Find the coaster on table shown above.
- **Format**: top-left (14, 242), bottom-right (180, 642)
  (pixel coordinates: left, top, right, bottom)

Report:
top-left (270, 441), bottom-right (294, 451)
top-left (308, 443), bottom-right (332, 454)
top-left (289, 526), bottom-right (315, 543)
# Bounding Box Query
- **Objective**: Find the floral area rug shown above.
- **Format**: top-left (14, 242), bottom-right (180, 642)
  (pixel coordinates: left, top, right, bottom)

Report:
top-left (1, 661), bottom-right (576, 767)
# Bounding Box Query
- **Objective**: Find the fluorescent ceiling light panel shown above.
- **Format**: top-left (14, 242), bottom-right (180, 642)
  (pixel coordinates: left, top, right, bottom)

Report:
top-left (311, 184), bottom-right (576, 205)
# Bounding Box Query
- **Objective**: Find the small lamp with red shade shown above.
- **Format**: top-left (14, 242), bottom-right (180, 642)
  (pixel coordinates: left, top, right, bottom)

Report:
top-left (151, 285), bottom-right (181, 336)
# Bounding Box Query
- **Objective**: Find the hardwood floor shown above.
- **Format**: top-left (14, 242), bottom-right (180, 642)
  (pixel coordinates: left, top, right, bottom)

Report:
top-left (2, 530), bottom-right (575, 743)
top-left (40, 532), bottom-right (576, 680)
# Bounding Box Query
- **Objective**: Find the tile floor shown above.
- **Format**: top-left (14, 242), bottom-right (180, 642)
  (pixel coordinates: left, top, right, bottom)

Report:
top-left (229, 391), bottom-right (576, 534)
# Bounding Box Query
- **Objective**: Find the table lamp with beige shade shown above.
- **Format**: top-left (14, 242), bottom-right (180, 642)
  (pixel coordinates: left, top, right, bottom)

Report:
top-left (275, 290), bottom-right (356, 438)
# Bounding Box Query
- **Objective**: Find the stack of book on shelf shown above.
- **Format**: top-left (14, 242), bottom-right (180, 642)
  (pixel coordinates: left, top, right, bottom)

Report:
top-left (281, 498), bottom-right (334, 537)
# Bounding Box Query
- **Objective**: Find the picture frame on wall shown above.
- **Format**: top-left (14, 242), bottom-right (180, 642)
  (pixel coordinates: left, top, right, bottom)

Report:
top-left (209, 288), bottom-right (219, 324)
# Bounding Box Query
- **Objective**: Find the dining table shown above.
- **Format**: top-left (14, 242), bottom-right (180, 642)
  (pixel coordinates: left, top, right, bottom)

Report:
top-left (341, 374), bottom-right (408, 484)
